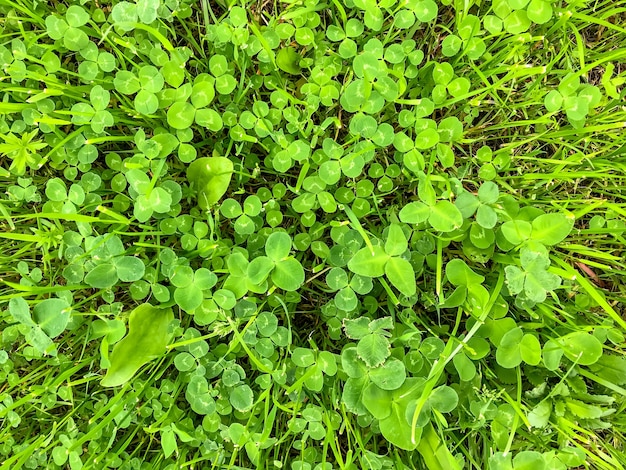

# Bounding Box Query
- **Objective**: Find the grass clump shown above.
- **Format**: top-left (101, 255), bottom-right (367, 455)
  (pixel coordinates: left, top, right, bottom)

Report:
top-left (1, 0), bottom-right (625, 469)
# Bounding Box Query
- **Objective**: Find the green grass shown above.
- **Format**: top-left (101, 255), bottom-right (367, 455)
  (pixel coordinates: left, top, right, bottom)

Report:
top-left (1, 0), bottom-right (626, 469)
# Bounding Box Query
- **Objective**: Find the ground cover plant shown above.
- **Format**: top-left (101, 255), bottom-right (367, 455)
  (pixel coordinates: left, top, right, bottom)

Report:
top-left (1, 0), bottom-right (625, 468)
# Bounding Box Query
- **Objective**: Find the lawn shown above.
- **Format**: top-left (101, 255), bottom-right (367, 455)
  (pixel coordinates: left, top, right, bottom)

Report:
top-left (1, 0), bottom-right (625, 469)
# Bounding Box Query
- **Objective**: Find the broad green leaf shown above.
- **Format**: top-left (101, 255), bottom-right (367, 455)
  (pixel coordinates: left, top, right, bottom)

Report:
top-left (46, 16), bottom-right (68, 40)
top-left (512, 451), bottom-right (545, 470)
top-left (416, 423), bottom-right (462, 470)
top-left (137, 0), bottom-right (159, 23)
top-left (437, 116), bottom-right (463, 142)
top-left (565, 398), bottom-right (605, 419)
top-left (385, 224), bottom-right (408, 256)
top-left (167, 101), bottom-right (195, 129)
top-left (318, 351), bottom-right (337, 376)
top-left (415, 128), bottom-right (440, 149)
top-left (556, 331), bottom-right (603, 365)
top-left (326, 267), bottom-right (349, 290)
top-left (476, 205), bottom-right (497, 229)
top-left (455, 191), bottom-right (480, 218)
top-left (272, 258), bottom-right (305, 291)
top-left (212, 288), bottom-right (236, 309)
top-left (101, 304), bottom-right (173, 387)
top-left (111, 1), bottom-right (137, 25)
top-left (148, 187), bottom-right (172, 213)
top-left (542, 339), bottom-right (563, 371)
top-left (26, 327), bottom-right (55, 355)
top-left (335, 287), bottom-right (358, 311)
top-left (187, 156), bottom-right (234, 209)
top-left (446, 259), bottom-right (484, 286)
top-left (500, 220), bottom-right (532, 245)
top-left (174, 284), bottom-right (204, 312)
top-left (504, 10), bottom-right (530, 34)
top-left (266, 232), bottom-right (292, 261)
top-left (186, 375), bottom-right (215, 414)
top-left (114, 71), bottom-right (140, 94)
top-left (452, 352), bottom-right (476, 381)
top-left (230, 384), bottom-right (254, 412)
top-left (496, 327), bottom-right (523, 368)
top-left (362, 383), bottom-right (393, 419)
top-left (195, 108), bottom-right (223, 131)
top-left (442, 35), bottom-right (461, 56)
top-left (343, 317), bottom-right (371, 341)
top-left (33, 299), bottom-right (70, 338)
top-left (380, 378), bottom-right (425, 450)
top-left (341, 346), bottom-right (368, 378)
top-left (590, 355), bottom-right (626, 385)
top-left (9, 297), bottom-right (34, 326)
top-left (369, 358), bottom-right (406, 390)
top-left (520, 333), bottom-right (542, 365)
top-left (357, 333), bottom-right (390, 367)
top-left (115, 256), bottom-right (145, 282)
top-left (247, 256), bottom-right (274, 284)
top-left (64, 27), bottom-right (89, 51)
top-left (427, 385), bottom-right (459, 413)
top-left (530, 213), bottom-right (574, 245)
top-left (342, 377), bottom-right (368, 415)
top-left (348, 246), bottom-right (390, 277)
top-left (191, 81), bottom-right (215, 108)
top-left (85, 263), bottom-right (118, 289)
top-left (504, 266), bottom-right (526, 295)
top-left (528, 400), bottom-right (551, 428)
top-left (429, 200), bottom-right (463, 232)
top-left (135, 90), bottom-right (159, 115)
top-left (385, 257), bottom-right (416, 297)
top-left (292, 347), bottom-right (316, 367)
top-left (276, 47), bottom-right (301, 74)
top-left (413, 0), bottom-right (438, 22)
top-left (256, 312), bottom-right (278, 337)
top-left (162, 59), bottom-right (185, 88)
top-left (488, 453), bottom-right (513, 470)
top-left (90, 85), bottom-right (110, 111)
top-left (478, 181), bottom-right (499, 204)
top-left (399, 201), bottom-right (430, 224)
top-left (527, 0), bottom-right (553, 24)
top-left (544, 90), bottom-right (563, 112)
top-left (161, 428), bottom-right (177, 459)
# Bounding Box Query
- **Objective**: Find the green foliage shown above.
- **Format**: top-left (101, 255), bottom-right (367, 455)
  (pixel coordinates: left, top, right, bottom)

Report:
top-left (101, 304), bottom-right (174, 387)
top-left (1, 0), bottom-right (625, 469)
top-left (187, 156), bottom-right (233, 209)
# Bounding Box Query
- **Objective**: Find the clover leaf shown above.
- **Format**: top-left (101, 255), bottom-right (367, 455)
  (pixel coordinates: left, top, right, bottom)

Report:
top-left (347, 224), bottom-right (416, 297)
top-left (505, 248), bottom-right (561, 303)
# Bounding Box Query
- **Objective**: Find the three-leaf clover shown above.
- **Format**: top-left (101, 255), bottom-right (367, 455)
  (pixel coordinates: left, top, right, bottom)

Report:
top-left (71, 85), bottom-right (114, 133)
top-left (247, 232), bottom-right (305, 292)
top-left (8, 297), bottom-right (71, 356)
top-left (125, 169), bottom-right (176, 222)
top-left (83, 235), bottom-right (146, 289)
top-left (45, 6), bottom-right (90, 51)
top-left (326, 267), bottom-right (373, 311)
top-left (504, 248), bottom-right (561, 303)
top-left (115, 65), bottom-right (165, 115)
top-left (544, 74), bottom-right (602, 127)
top-left (167, 77), bottom-right (223, 131)
top-left (348, 224), bottom-right (416, 297)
